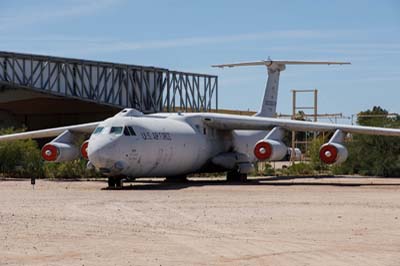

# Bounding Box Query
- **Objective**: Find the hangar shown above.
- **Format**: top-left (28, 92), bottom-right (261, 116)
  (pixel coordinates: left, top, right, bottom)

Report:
top-left (0, 51), bottom-right (218, 130)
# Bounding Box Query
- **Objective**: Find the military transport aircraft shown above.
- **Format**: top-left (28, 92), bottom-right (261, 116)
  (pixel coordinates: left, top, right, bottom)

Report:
top-left (1, 60), bottom-right (399, 188)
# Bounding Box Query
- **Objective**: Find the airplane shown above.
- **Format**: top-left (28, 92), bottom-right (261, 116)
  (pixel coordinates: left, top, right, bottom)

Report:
top-left (0, 59), bottom-right (399, 188)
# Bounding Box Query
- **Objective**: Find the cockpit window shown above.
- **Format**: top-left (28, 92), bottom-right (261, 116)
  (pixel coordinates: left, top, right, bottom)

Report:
top-left (128, 126), bottom-right (136, 136)
top-left (123, 127), bottom-right (130, 136)
top-left (123, 126), bottom-right (137, 136)
top-left (110, 127), bottom-right (123, 135)
top-left (93, 127), bottom-right (104, 134)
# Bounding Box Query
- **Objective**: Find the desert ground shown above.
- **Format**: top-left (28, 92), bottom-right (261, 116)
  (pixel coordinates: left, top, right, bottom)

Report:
top-left (1, 176), bottom-right (400, 266)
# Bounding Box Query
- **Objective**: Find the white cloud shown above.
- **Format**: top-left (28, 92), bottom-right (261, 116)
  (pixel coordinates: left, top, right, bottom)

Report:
top-left (2, 29), bottom-right (400, 67)
top-left (16, 29), bottom-right (346, 55)
top-left (0, 0), bottom-right (123, 31)
top-left (0, 29), bottom-right (345, 56)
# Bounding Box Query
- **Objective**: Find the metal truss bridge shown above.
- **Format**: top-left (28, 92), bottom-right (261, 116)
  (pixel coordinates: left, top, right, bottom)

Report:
top-left (0, 51), bottom-right (218, 113)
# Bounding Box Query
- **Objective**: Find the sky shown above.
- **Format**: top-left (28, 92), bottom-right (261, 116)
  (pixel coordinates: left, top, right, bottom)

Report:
top-left (0, 0), bottom-right (399, 122)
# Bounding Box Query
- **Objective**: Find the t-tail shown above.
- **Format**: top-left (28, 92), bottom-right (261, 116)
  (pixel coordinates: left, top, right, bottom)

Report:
top-left (212, 59), bottom-right (351, 117)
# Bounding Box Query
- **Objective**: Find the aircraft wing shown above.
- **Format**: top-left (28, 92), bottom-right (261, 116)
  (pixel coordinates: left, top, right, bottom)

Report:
top-left (202, 115), bottom-right (400, 136)
top-left (0, 122), bottom-right (100, 142)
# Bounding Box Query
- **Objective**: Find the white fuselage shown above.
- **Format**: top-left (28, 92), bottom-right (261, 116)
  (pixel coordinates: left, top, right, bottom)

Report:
top-left (87, 112), bottom-right (267, 177)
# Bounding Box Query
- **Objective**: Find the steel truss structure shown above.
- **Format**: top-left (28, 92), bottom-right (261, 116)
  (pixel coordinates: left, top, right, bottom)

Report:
top-left (0, 51), bottom-right (218, 113)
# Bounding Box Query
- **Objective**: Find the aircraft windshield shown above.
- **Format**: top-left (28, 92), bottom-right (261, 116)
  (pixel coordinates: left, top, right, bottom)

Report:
top-left (93, 127), bottom-right (104, 134)
top-left (123, 126), bottom-right (137, 136)
top-left (110, 127), bottom-right (123, 135)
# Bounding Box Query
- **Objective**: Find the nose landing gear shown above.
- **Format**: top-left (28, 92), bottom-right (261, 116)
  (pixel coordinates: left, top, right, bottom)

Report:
top-left (107, 177), bottom-right (124, 189)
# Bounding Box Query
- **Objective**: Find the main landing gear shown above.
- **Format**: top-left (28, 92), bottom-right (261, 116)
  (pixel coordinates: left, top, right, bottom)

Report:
top-left (226, 170), bottom-right (248, 182)
top-left (165, 175), bottom-right (188, 183)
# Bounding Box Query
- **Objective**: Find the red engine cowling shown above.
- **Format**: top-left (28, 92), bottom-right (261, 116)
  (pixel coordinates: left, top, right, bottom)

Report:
top-left (41, 142), bottom-right (79, 162)
top-left (254, 140), bottom-right (287, 161)
top-left (319, 142), bottom-right (348, 164)
top-left (80, 140), bottom-right (89, 160)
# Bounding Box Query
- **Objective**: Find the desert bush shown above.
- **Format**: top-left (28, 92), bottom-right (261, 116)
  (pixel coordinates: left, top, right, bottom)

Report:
top-left (308, 136), bottom-right (329, 171)
top-left (0, 128), bottom-right (99, 179)
top-left (333, 107), bottom-right (400, 177)
top-left (0, 128), bottom-right (44, 178)
top-left (43, 159), bottom-right (99, 179)
top-left (280, 162), bottom-right (315, 176)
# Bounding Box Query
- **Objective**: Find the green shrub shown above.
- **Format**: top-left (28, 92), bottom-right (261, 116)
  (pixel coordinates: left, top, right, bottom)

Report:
top-left (0, 128), bottom-right (44, 178)
top-left (280, 162), bottom-right (315, 176)
top-left (333, 107), bottom-right (400, 177)
top-left (0, 128), bottom-right (99, 179)
top-left (309, 136), bottom-right (329, 171)
top-left (44, 159), bottom-right (100, 179)
top-left (262, 163), bottom-right (275, 176)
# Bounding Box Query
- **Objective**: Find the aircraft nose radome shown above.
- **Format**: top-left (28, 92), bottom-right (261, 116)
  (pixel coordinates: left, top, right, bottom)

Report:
top-left (87, 142), bottom-right (116, 170)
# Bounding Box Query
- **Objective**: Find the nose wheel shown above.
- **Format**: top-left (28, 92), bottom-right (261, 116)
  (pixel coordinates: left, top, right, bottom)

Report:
top-left (107, 177), bottom-right (123, 189)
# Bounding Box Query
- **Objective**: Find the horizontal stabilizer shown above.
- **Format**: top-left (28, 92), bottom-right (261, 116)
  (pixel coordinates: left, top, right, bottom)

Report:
top-left (212, 60), bottom-right (351, 68)
top-left (212, 59), bottom-right (350, 118)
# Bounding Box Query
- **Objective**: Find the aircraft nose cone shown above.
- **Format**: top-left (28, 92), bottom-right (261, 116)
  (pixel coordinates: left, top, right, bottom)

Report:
top-left (87, 141), bottom-right (116, 170)
top-left (88, 139), bottom-right (127, 175)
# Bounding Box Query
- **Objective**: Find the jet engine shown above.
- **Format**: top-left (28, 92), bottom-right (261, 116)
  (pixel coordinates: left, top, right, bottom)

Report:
top-left (319, 129), bottom-right (348, 164)
top-left (40, 130), bottom-right (80, 162)
top-left (253, 127), bottom-right (287, 161)
top-left (254, 140), bottom-right (287, 161)
top-left (41, 142), bottom-right (79, 162)
top-left (81, 140), bottom-right (89, 159)
top-left (319, 142), bottom-right (348, 164)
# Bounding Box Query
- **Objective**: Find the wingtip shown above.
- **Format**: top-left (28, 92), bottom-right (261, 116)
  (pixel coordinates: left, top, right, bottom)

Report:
top-left (211, 65), bottom-right (226, 68)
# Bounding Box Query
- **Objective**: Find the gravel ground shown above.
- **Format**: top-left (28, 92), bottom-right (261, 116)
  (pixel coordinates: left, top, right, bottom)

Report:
top-left (1, 176), bottom-right (400, 266)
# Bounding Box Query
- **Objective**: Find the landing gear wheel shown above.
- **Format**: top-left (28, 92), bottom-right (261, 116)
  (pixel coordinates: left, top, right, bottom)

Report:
top-left (165, 175), bottom-right (188, 183)
top-left (115, 177), bottom-right (123, 189)
top-left (108, 177), bottom-right (116, 188)
top-left (226, 171), bottom-right (248, 182)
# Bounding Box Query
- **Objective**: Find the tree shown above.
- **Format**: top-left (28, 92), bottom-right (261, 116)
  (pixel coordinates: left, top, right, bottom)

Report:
top-left (334, 106), bottom-right (400, 177)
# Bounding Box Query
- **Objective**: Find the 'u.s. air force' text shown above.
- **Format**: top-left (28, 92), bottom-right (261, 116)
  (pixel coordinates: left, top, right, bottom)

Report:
top-left (140, 132), bottom-right (172, 141)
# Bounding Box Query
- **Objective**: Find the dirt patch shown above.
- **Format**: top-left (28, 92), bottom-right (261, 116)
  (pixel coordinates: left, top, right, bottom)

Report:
top-left (1, 177), bottom-right (400, 265)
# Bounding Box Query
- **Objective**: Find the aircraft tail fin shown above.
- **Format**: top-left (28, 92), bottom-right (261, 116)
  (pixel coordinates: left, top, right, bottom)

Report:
top-left (212, 60), bottom-right (350, 117)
